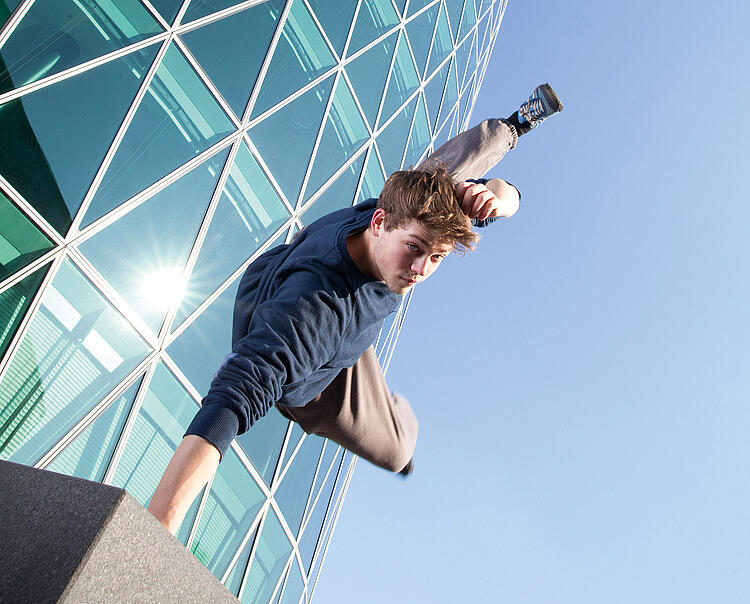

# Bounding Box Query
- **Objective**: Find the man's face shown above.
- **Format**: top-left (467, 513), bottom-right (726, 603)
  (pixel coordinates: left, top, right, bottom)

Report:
top-left (370, 210), bottom-right (453, 294)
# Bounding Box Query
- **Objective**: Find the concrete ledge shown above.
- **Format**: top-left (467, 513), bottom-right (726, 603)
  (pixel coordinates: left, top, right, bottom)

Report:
top-left (0, 460), bottom-right (238, 603)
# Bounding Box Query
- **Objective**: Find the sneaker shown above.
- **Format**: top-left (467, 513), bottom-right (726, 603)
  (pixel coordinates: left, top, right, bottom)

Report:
top-left (518, 83), bottom-right (563, 128)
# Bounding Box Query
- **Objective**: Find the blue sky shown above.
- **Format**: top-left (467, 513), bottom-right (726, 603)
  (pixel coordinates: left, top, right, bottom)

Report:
top-left (315, 1), bottom-right (750, 602)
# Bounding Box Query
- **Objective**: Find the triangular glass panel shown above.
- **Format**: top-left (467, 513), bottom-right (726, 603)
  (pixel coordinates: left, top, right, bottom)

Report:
top-left (307, 440), bottom-right (339, 506)
top-left (251, 0), bottom-right (336, 118)
top-left (0, 0), bottom-right (162, 95)
top-left (274, 434), bottom-right (324, 535)
top-left (459, 0), bottom-right (477, 40)
top-left (279, 558), bottom-right (305, 604)
top-left (45, 376), bottom-right (142, 482)
top-left (148, 0), bottom-right (183, 25)
top-left (477, 11), bottom-right (492, 55)
top-left (0, 258), bottom-right (151, 466)
top-left (86, 43), bottom-right (235, 224)
top-left (404, 2), bottom-right (439, 78)
top-left (78, 148), bottom-right (230, 334)
top-left (175, 142), bottom-right (290, 323)
top-left (190, 446), bottom-right (266, 578)
top-left (446, 0), bottom-right (466, 39)
top-left (455, 30), bottom-right (475, 89)
top-left (423, 59), bottom-right (449, 130)
top-left (0, 2), bottom-right (22, 31)
top-left (0, 262), bottom-right (49, 361)
top-left (344, 31), bottom-right (397, 128)
top-left (432, 104), bottom-right (455, 150)
top-left (234, 407), bottom-right (289, 485)
top-left (437, 58), bottom-right (458, 130)
top-left (303, 77), bottom-right (368, 201)
top-left (376, 96), bottom-right (418, 175)
top-left (306, 0), bottom-right (358, 57)
top-left (301, 153), bottom-right (365, 225)
top-left (426, 3), bottom-right (452, 74)
top-left (249, 75), bottom-right (334, 204)
top-left (356, 146), bottom-right (386, 201)
top-left (0, 190), bottom-right (54, 281)
top-left (458, 74), bottom-right (476, 130)
top-left (277, 422), bottom-right (305, 479)
top-left (181, 0), bottom-right (284, 119)
top-left (380, 32), bottom-right (419, 122)
top-left (175, 483), bottom-right (206, 546)
top-left (406, 0), bottom-right (432, 17)
top-left (298, 448), bottom-right (340, 570)
top-left (347, 0), bottom-right (399, 56)
top-left (0, 44), bottom-right (159, 235)
top-left (240, 509), bottom-right (293, 604)
top-left (392, 0), bottom-right (408, 17)
top-left (224, 523), bottom-right (260, 596)
top-left (183, 0), bottom-right (249, 23)
top-left (403, 94), bottom-right (430, 169)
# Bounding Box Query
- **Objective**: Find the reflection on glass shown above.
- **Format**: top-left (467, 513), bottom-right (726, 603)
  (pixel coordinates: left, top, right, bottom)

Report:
top-left (0, 264), bottom-right (49, 362)
top-left (424, 60), bottom-right (450, 129)
top-left (344, 32), bottom-right (397, 128)
top-left (437, 58), bottom-right (458, 129)
top-left (357, 147), bottom-right (385, 201)
top-left (306, 0), bottom-right (358, 56)
top-left (380, 33), bottom-right (419, 121)
top-left (235, 409), bottom-right (289, 486)
top-left (223, 523), bottom-right (259, 596)
top-left (404, 96), bottom-right (431, 169)
top-left (240, 509), bottom-right (293, 604)
top-left (375, 96), bottom-right (417, 175)
top-left (279, 558), bottom-right (305, 604)
top-left (0, 259), bottom-right (150, 465)
top-left (273, 434), bottom-right (324, 535)
top-left (459, 0), bottom-right (477, 40)
top-left (427, 5), bottom-right (452, 73)
top-left (0, 191), bottom-right (54, 280)
top-left (347, 0), bottom-right (399, 55)
top-left (455, 30), bottom-right (476, 89)
top-left (405, 3), bottom-right (439, 77)
top-left (0, 0), bottom-right (162, 94)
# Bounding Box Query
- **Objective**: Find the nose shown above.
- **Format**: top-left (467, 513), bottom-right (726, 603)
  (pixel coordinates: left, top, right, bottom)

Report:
top-left (411, 256), bottom-right (429, 276)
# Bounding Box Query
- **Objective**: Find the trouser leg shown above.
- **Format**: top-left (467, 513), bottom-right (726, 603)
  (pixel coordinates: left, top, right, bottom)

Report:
top-left (277, 347), bottom-right (418, 472)
top-left (419, 118), bottom-right (518, 182)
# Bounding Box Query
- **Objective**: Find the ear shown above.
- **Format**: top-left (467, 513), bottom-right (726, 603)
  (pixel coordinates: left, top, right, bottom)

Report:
top-left (371, 208), bottom-right (387, 237)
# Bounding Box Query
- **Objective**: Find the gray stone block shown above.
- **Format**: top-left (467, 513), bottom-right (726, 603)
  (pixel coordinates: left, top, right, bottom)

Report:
top-left (0, 460), bottom-right (238, 603)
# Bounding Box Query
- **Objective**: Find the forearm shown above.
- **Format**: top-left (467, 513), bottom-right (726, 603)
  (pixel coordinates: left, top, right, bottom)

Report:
top-left (485, 178), bottom-right (520, 218)
top-left (148, 435), bottom-right (220, 534)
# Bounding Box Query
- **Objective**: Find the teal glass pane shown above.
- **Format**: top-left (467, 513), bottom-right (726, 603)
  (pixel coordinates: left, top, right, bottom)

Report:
top-left (0, 0), bottom-right (162, 94)
top-left (455, 30), bottom-right (475, 89)
top-left (344, 31), bottom-right (397, 128)
top-left (86, 43), bottom-right (235, 223)
top-left (424, 59), bottom-right (449, 130)
top-left (0, 191), bottom-right (54, 279)
top-left (393, 0), bottom-right (407, 16)
top-left (0, 1), bottom-right (22, 30)
top-left (176, 142), bottom-right (290, 322)
top-left (403, 95), bottom-right (430, 169)
top-left (437, 57), bottom-right (458, 129)
top-left (459, 0), bottom-right (476, 40)
top-left (79, 148), bottom-right (230, 334)
top-left (0, 263), bottom-right (48, 361)
top-left (0, 45), bottom-right (158, 235)
top-left (357, 147), bottom-right (385, 201)
top-left (306, 0), bottom-right (358, 57)
top-left (251, 0), bottom-right (336, 118)
top-left (309, 440), bottom-right (339, 500)
top-left (277, 421), bottom-right (304, 476)
top-left (404, 2), bottom-right (438, 78)
top-left (183, 0), bottom-right (248, 22)
top-left (249, 75), bottom-right (334, 204)
top-left (236, 409), bottom-right (289, 485)
top-left (432, 104), bottom-right (455, 150)
top-left (406, 0), bottom-right (433, 17)
top-left (181, 0), bottom-right (284, 119)
top-left (224, 523), bottom-right (259, 595)
top-left (0, 259), bottom-right (150, 465)
top-left (190, 448), bottom-right (265, 578)
top-left (45, 377), bottom-right (142, 481)
top-left (426, 4), bottom-right (451, 74)
top-left (279, 559), bottom-right (305, 604)
top-left (347, 0), bottom-right (398, 56)
top-left (274, 434), bottom-right (324, 535)
top-left (380, 32), bottom-right (419, 122)
top-left (240, 510), bottom-right (293, 604)
top-left (175, 483), bottom-right (206, 546)
top-left (446, 0), bottom-right (465, 38)
top-left (375, 96), bottom-right (417, 175)
top-left (110, 362), bottom-right (199, 504)
top-left (148, 0), bottom-right (183, 25)
top-left (477, 11), bottom-right (492, 53)
top-left (304, 77), bottom-right (368, 201)
top-left (301, 153), bottom-right (365, 226)
top-left (458, 74), bottom-right (475, 129)
top-left (298, 449), bottom-right (339, 571)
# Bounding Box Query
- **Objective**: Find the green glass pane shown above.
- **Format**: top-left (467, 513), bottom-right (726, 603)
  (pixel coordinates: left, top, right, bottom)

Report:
top-left (86, 43), bottom-right (235, 223)
top-left (279, 559), bottom-right (305, 604)
top-left (375, 96), bottom-right (417, 175)
top-left (274, 434), bottom-right (324, 535)
top-left (306, 0), bottom-right (357, 57)
top-left (0, 259), bottom-right (150, 465)
top-left (0, 0), bottom-right (162, 95)
top-left (404, 2), bottom-right (438, 78)
top-left (458, 0), bottom-right (476, 40)
top-left (0, 45), bottom-right (158, 235)
top-left (446, 0), bottom-right (465, 39)
top-left (45, 376), bottom-right (141, 481)
top-left (79, 148), bottom-right (230, 334)
top-left (298, 449), bottom-right (339, 571)
top-left (240, 510), bottom-right (293, 604)
top-left (301, 153), bottom-right (364, 226)
top-left (0, 191), bottom-right (54, 279)
top-left (148, 0), bottom-right (183, 25)
top-left (426, 3), bottom-right (451, 74)
top-left (190, 447), bottom-right (265, 578)
top-left (437, 57), bottom-right (458, 130)
top-left (403, 94), bottom-right (430, 169)
top-left (347, 0), bottom-right (398, 56)
top-left (304, 77), bottom-right (368, 200)
top-left (224, 524), bottom-right (259, 596)
top-left (183, 0), bottom-right (248, 22)
top-left (0, 1), bottom-right (22, 30)
top-left (357, 146), bottom-right (385, 201)
top-left (0, 263), bottom-right (48, 361)
top-left (181, 0), bottom-right (284, 118)
top-left (455, 29), bottom-right (475, 89)
top-left (380, 32), bottom-right (419, 122)
top-left (110, 362), bottom-right (199, 504)
top-left (236, 409), bottom-right (289, 485)
top-left (176, 142), bottom-right (290, 322)
top-left (344, 31), bottom-right (396, 128)
top-left (176, 484), bottom-right (206, 546)
top-left (251, 0), bottom-right (336, 118)
top-left (249, 75), bottom-right (334, 204)
top-left (424, 59), bottom-right (449, 130)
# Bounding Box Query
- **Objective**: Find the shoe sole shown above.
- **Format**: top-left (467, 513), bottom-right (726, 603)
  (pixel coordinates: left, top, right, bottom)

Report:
top-left (540, 82), bottom-right (563, 113)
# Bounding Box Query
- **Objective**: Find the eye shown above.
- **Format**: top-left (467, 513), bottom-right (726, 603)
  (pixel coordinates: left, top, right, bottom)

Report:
top-left (432, 254), bottom-right (446, 262)
top-left (407, 243), bottom-right (419, 252)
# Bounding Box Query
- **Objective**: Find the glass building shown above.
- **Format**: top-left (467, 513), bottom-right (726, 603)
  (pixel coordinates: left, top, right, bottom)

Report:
top-left (0, 0), bottom-right (505, 601)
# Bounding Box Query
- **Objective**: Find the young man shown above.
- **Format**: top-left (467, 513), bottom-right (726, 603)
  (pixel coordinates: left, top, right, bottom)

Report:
top-left (149, 84), bottom-right (563, 534)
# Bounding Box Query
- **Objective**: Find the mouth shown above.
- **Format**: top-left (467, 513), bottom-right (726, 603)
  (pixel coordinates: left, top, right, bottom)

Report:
top-left (401, 277), bottom-right (418, 286)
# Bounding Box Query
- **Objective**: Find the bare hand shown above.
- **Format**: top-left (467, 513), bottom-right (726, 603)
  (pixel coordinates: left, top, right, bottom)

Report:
top-left (455, 181), bottom-right (501, 220)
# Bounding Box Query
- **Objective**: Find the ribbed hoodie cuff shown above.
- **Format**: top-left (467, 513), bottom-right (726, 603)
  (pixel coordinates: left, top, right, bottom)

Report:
top-left (185, 404), bottom-right (240, 459)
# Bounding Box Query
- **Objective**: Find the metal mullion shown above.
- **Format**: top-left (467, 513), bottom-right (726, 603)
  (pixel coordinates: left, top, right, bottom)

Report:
top-left (241, 134), bottom-right (296, 215)
top-left (295, 439), bottom-right (327, 539)
top-left (371, 142), bottom-right (388, 182)
top-left (68, 36), bottom-right (174, 236)
top-left (339, 0), bottom-right (363, 60)
top-left (339, 69), bottom-right (374, 137)
top-left (139, 0), bottom-right (172, 31)
top-left (340, 13), bottom-right (397, 68)
top-left (0, 175), bottom-right (65, 245)
top-left (399, 6), bottom-right (429, 84)
top-left (175, 0), bottom-right (268, 36)
top-left (0, 34), bottom-right (168, 106)
top-left (383, 299), bottom-right (410, 374)
top-left (416, 0), bottom-right (441, 81)
top-left (268, 495), bottom-right (302, 553)
top-left (268, 552), bottom-right (295, 604)
top-left (160, 352), bottom-right (204, 405)
top-left (101, 355), bottom-right (161, 484)
top-left (371, 25), bottom-right (402, 131)
top-left (172, 0), bottom-right (193, 28)
top-left (373, 83), bottom-right (421, 139)
top-left (351, 143), bottom-right (375, 203)
top-left (398, 89), bottom-right (422, 170)
top-left (0, 0), bottom-right (33, 47)
top-left (301, 0), bottom-right (341, 63)
top-left (0, 248), bottom-right (59, 297)
top-left (35, 359), bottom-right (154, 469)
top-left (298, 443), bottom-right (340, 536)
top-left (185, 469), bottom-right (216, 550)
top-left (228, 439), bottom-right (274, 498)
top-left (272, 432), bottom-right (307, 492)
top-left (237, 502), bottom-right (272, 600)
top-left (269, 419), bottom-right (296, 490)
top-left (219, 501), bottom-right (268, 584)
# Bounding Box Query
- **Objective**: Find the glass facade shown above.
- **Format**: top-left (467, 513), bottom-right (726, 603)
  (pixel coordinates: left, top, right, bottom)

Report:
top-left (0, 0), bottom-right (505, 601)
